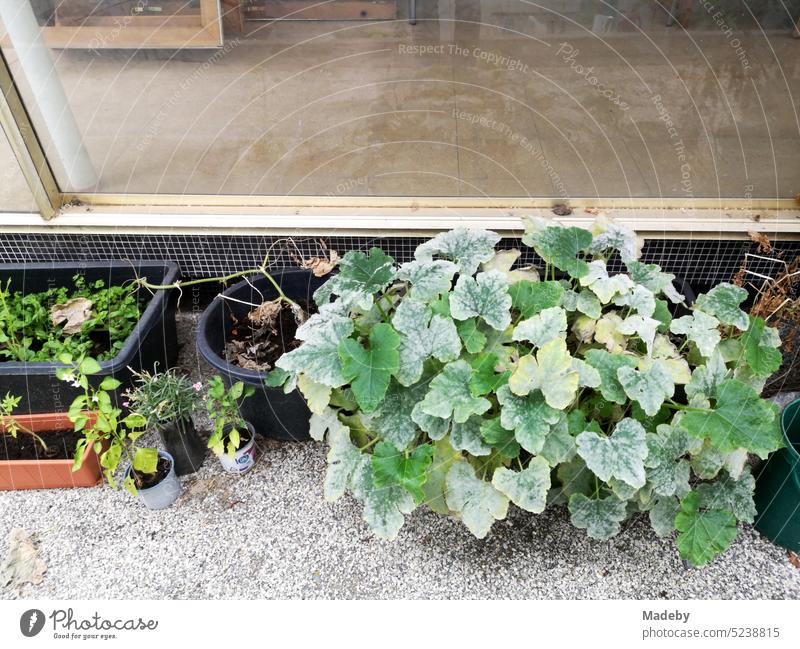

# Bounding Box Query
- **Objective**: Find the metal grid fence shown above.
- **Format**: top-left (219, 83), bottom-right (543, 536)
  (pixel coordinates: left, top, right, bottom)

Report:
top-left (0, 233), bottom-right (798, 285)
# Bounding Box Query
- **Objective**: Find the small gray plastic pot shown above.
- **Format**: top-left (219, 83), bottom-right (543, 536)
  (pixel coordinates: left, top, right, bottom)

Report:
top-left (126, 450), bottom-right (182, 510)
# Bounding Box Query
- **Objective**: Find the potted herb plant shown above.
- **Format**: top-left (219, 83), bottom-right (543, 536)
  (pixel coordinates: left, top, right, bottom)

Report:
top-left (0, 392), bottom-right (103, 490)
top-left (0, 261), bottom-right (179, 414)
top-left (271, 220), bottom-right (783, 567)
top-left (125, 367), bottom-right (206, 476)
top-left (57, 355), bottom-right (182, 509)
top-left (205, 376), bottom-right (257, 473)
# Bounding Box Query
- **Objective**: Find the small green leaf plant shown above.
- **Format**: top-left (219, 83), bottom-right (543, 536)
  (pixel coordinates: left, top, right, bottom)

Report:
top-left (205, 376), bottom-right (255, 457)
top-left (56, 355), bottom-right (159, 496)
top-left (0, 392), bottom-right (50, 455)
top-left (270, 219), bottom-right (783, 566)
top-left (0, 275), bottom-right (140, 362)
top-left (124, 366), bottom-right (202, 431)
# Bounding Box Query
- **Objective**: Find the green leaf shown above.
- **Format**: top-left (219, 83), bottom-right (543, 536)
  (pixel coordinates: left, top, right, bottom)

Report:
top-left (335, 247), bottom-right (396, 299)
top-left (675, 491), bottom-right (738, 567)
top-left (309, 407), bottom-right (345, 442)
top-left (685, 349), bottom-right (729, 400)
top-left (509, 338), bottom-right (579, 409)
top-left (411, 402), bottom-right (450, 440)
top-left (450, 270), bottom-right (512, 331)
top-left (469, 353), bottom-right (510, 396)
top-left (627, 261), bottom-right (683, 303)
top-left (414, 228), bottom-right (501, 275)
top-left (323, 423), bottom-right (363, 501)
top-left (122, 413), bottom-right (146, 429)
top-left (512, 306), bottom-right (567, 348)
top-left (539, 414), bottom-right (577, 466)
top-left (645, 424), bottom-right (691, 497)
top-left (479, 416), bottom-right (520, 459)
top-left (338, 323), bottom-right (401, 413)
top-left (579, 260), bottom-right (634, 303)
top-left (669, 312), bottom-right (721, 358)
top-left (584, 349), bottom-right (638, 405)
top-left (455, 318), bottom-right (487, 354)
top-left (421, 438), bottom-right (461, 514)
top-left (595, 313), bottom-right (627, 353)
top-left (568, 493), bottom-right (628, 541)
top-left (371, 381), bottom-right (424, 450)
top-left (78, 357), bottom-right (102, 375)
top-left (264, 367), bottom-right (290, 388)
top-left (617, 360), bottom-right (675, 417)
top-left (421, 360), bottom-right (491, 424)
top-left (617, 314), bottom-right (660, 356)
top-left (132, 447), bottom-right (159, 475)
top-left (526, 225), bottom-right (593, 278)
top-left (492, 457), bottom-right (551, 513)
top-left (445, 461), bottom-right (509, 538)
top-left (694, 283), bottom-right (749, 330)
top-left (297, 374), bottom-right (331, 416)
top-left (450, 416), bottom-right (492, 456)
top-left (497, 384), bottom-right (561, 454)
top-left (396, 259), bottom-right (458, 302)
top-left (509, 280), bottom-right (564, 319)
top-left (351, 460), bottom-right (415, 540)
top-left (561, 289), bottom-right (602, 319)
top-left (99, 376), bottom-right (121, 391)
top-left (649, 496), bottom-right (681, 537)
top-left (681, 379), bottom-right (781, 457)
top-left (372, 441), bottom-right (434, 503)
top-left (697, 470), bottom-right (757, 524)
top-left (392, 299), bottom-right (461, 386)
top-left (276, 316), bottom-right (354, 387)
top-left (576, 418), bottom-right (649, 488)
top-left (613, 284), bottom-right (656, 317)
top-left (741, 316), bottom-right (782, 377)
top-left (652, 299), bottom-right (673, 332)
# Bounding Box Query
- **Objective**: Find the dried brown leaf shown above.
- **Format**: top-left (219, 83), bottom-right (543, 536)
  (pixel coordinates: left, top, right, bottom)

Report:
top-left (747, 231), bottom-right (772, 254)
top-left (789, 551), bottom-right (800, 570)
top-left (248, 299), bottom-right (282, 328)
top-left (301, 249), bottom-right (340, 277)
top-left (1, 528), bottom-right (47, 593)
top-left (50, 297), bottom-right (93, 335)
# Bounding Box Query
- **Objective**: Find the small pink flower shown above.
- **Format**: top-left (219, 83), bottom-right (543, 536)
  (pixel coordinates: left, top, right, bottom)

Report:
top-left (122, 401), bottom-right (130, 407)
top-left (192, 382), bottom-right (202, 392)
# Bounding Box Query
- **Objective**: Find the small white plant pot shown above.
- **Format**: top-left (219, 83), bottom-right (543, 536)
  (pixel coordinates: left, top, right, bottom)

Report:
top-left (216, 422), bottom-right (257, 473)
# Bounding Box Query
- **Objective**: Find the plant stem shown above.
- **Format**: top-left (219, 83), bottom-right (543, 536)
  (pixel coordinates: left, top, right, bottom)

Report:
top-left (359, 437), bottom-right (379, 452)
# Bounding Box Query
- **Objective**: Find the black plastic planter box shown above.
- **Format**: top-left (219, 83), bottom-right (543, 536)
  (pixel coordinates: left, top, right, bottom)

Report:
top-left (197, 268), bottom-right (325, 441)
top-left (0, 261), bottom-right (179, 414)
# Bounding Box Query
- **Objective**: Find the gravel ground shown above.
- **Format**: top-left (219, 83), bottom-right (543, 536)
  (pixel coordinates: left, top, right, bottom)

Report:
top-left (1, 313), bottom-right (799, 600)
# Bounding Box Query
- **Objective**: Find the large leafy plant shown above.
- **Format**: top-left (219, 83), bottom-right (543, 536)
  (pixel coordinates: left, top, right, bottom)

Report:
top-left (271, 220), bottom-right (782, 566)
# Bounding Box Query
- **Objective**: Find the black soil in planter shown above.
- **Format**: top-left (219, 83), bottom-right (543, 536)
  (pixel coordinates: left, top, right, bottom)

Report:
top-left (197, 268), bottom-right (326, 441)
top-left (0, 261), bottom-right (179, 414)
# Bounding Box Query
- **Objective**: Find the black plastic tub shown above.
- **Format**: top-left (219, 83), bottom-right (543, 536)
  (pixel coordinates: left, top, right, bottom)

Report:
top-left (0, 261), bottom-right (179, 414)
top-left (197, 268), bottom-right (325, 441)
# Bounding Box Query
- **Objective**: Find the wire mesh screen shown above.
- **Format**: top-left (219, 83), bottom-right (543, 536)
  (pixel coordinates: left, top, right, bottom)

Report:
top-left (0, 233), bottom-right (798, 284)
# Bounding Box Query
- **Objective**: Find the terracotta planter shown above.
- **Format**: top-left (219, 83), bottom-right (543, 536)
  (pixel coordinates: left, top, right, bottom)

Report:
top-left (0, 412), bottom-right (102, 490)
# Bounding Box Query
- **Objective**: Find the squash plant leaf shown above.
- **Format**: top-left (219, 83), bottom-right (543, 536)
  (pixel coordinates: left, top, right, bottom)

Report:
top-left (276, 316), bottom-right (354, 388)
top-left (669, 311), bottom-right (721, 359)
top-left (335, 247), bottom-right (396, 299)
top-left (414, 227), bottom-right (501, 275)
top-left (675, 491), bottom-right (738, 567)
top-left (420, 360), bottom-right (491, 423)
top-left (450, 270), bottom-right (512, 331)
top-left (422, 438), bottom-right (461, 515)
top-left (681, 379), bottom-right (781, 457)
top-left (579, 260), bottom-right (634, 304)
top-left (512, 306), bottom-right (567, 347)
top-left (617, 360), bottom-right (675, 416)
top-left (649, 496), bottom-right (681, 537)
top-left (480, 416), bottom-right (520, 459)
top-left (324, 423), bottom-right (362, 501)
top-left (694, 282), bottom-right (749, 331)
top-left (568, 493), bottom-right (628, 541)
top-left (509, 338), bottom-right (579, 409)
top-left (338, 323), bottom-right (401, 413)
top-left (411, 402), bottom-right (450, 440)
top-left (469, 352), bottom-right (510, 396)
top-left (576, 418), bottom-right (648, 489)
top-left (492, 457), bottom-right (551, 513)
top-left (588, 216), bottom-right (641, 263)
top-left (644, 424), bottom-right (691, 498)
top-left (509, 280), bottom-right (564, 319)
top-left (741, 316), bottom-right (782, 378)
top-left (372, 441), bottom-right (434, 504)
top-left (526, 224), bottom-right (593, 278)
top-left (396, 259), bottom-right (458, 302)
top-left (351, 459), bottom-right (415, 540)
top-left (455, 318), bottom-right (487, 354)
top-left (584, 348), bottom-right (638, 405)
top-left (696, 469), bottom-right (757, 524)
top-left (626, 260), bottom-right (683, 303)
top-left (372, 381), bottom-right (426, 450)
top-left (445, 461), bottom-right (509, 538)
top-left (450, 416), bottom-right (493, 456)
top-left (392, 299), bottom-right (461, 386)
top-left (497, 384), bottom-right (561, 454)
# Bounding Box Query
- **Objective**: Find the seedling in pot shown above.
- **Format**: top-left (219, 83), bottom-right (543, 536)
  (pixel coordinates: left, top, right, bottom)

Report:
top-left (205, 376), bottom-right (255, 462)
top-left (56, 354), bottom-right (163, 496)
top-left (0, 392), bottom-right (52, 457)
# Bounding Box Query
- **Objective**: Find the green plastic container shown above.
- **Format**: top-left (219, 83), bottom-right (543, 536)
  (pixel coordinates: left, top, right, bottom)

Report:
top-left (754, 399), bottom-right (800, 553)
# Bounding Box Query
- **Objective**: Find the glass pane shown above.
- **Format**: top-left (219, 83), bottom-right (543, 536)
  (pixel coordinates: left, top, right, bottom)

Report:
top-left (1, 1), bottom-right (798, 199)
top-left (0, 127), bottom-right (38, 212)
